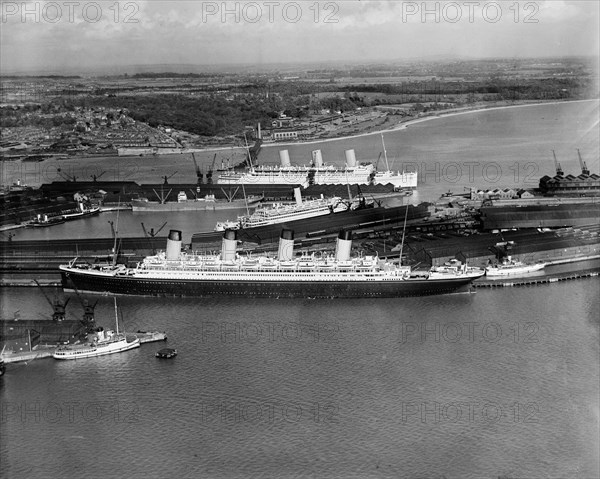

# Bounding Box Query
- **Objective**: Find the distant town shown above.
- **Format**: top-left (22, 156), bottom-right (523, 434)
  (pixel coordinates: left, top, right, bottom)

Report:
top-left (1, 57), bottom-right (597, 159)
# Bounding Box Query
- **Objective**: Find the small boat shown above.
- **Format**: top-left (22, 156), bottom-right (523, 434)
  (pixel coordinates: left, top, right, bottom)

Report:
top-left (156, 348), bottom-right (177, 359)
top-left (53, 298), bottom-right (140, 360)
top-left (61, 205), bottom-right (101, 221)
top-left (485, 256), bottom-right (546, 277)
top-left (28, 214), bottom-right (65, 228)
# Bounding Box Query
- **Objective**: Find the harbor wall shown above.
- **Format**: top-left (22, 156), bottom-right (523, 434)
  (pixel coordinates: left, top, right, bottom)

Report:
top-left (480, 203), bottom-right (600, 230)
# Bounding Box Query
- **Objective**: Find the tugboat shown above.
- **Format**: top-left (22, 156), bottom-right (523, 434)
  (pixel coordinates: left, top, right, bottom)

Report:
top-left (485, 256), bottom-right (546, 276)
top-left (28, 213), bottom-right (65, 228)
top-left (155, 348), bottom-right (177, 359)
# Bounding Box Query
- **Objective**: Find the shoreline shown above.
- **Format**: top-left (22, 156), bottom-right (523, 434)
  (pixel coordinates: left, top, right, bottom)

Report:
top-left (174, 98), bottom-right (598, 153)
top-left (257, 98), bottom-right (599, 149)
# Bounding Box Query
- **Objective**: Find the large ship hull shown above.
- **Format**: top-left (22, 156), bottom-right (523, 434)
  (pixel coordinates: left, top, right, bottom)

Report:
top-left (131, 197), bottom-right (262, 212)
top-left (217, 170), bottom-right (417, 189)
top-left (61, 269), bottom-right (476, 298)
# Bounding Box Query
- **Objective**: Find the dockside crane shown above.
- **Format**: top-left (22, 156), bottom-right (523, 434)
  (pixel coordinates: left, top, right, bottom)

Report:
top-left (71, 283), bottom-right (98, 332)
top-left (90, 171), bottom-right (106, 182)
top-left (552, 150), bottom-right (564, 177)
top-left (206, 154), bottom-right (217, 184)
top-left (34, 280), bottom-right (69, 321)
top-left (141, 221), bottom-right (167, 255)
top-left (191, 153), bottom-right (203, 185)
top-left (577, 149), bottom-right (590, 176)
top-left (162, 171), bottom-right (178, 185)
top-left (57, 168), bottom-right (77, 182)
top-left (246, 134), bottom-right (262, 167)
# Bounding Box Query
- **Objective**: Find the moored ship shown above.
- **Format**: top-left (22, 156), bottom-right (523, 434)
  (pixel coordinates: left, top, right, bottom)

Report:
top-left (485, 256), bottom-right (546, 276)
top-left (215, 187), bottom-right (348, 231)
top-left (53, 298), bottom-right (140, 360)
top-left (217, 149), bottom-right (417, 189)
top-left (60, 229), bottom-right (485, 298)
top-left (132, 190), bottom-right (263, 211)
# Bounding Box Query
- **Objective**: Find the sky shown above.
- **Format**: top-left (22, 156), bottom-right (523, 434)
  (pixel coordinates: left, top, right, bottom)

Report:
top-left (1, 0), bottom-right (599, 73)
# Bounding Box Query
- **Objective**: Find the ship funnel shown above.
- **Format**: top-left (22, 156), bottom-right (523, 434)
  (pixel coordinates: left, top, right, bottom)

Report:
top-left (166, 230), bottom-right (182, 260)
top-left (278, 229), bottom-right (294, 261)
top-left (279, 150), bottom-right (291, 168)
top-left (312, 149), bottom-right (323, 167)
top-left (221, 229), bottom-right (237, 261)
top-left (294, 187), bottom-right (302, 205)
top-left (335, 230), bottom-right (353, 261)
top-left (345, 149), bottom-right (357, 168)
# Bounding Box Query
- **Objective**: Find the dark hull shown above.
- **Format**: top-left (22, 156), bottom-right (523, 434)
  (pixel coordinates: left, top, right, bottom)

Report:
top-left (61, 270), bottom-right (476, 298)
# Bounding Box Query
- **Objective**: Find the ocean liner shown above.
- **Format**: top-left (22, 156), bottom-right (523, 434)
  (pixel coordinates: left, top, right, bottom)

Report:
top-left (215, 187), bottom-right (348, 231)
top-left (60, 229), bottom-right (484, 298)
top-left (217, 149), bottom-right (418, 189)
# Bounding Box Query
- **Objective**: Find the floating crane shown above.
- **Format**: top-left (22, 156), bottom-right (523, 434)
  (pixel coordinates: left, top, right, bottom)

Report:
top-left (191, 153), bottom-right (203, 185)
top-left (552, 150), bottom-right (564, 177)
top-left (577, 149), bottom-right (590, 176)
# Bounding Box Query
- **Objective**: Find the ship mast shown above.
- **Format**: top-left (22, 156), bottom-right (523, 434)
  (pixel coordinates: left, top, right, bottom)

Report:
top-left (110, 202), bottom-right (121, 267)
top-left (381, 133), bottom-right (391, 171)
top-left (244, 132), bottom-right (253, 169)
top-left (399, 203), bottom-right (409, 266)
top-left (113, 297), bottom-right (119, 334)
top-left (242, 133), bottom-right (253, 215)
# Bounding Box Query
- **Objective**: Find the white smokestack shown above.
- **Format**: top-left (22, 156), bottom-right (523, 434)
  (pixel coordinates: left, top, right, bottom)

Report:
top-left (335, 230), bottom-right (353, 261)
top-left (166, 230), bottom-right (182, 261)
top-left (312, 149), bottom-right (323, 167)
top-left (294, 187), bottom-right (302, 205)
top-left (257, 123), bottom-right (261, 140)
top-left (345, 149), bottom-right (357, 168)
top-left (221, 229), bottom-right (237, 261)
top-left (279, 150), bottom-right (291, 168)
top-left (278, 229), bottom-right (294, 261)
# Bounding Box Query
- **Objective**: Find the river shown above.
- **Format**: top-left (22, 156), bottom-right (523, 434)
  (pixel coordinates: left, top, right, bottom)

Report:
top-left (1, 100), bottom-right (598, 479)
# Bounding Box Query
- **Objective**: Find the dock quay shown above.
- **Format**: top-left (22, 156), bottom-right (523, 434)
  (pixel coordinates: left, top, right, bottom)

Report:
top-left (0, 345), bottom-right (57, 363)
